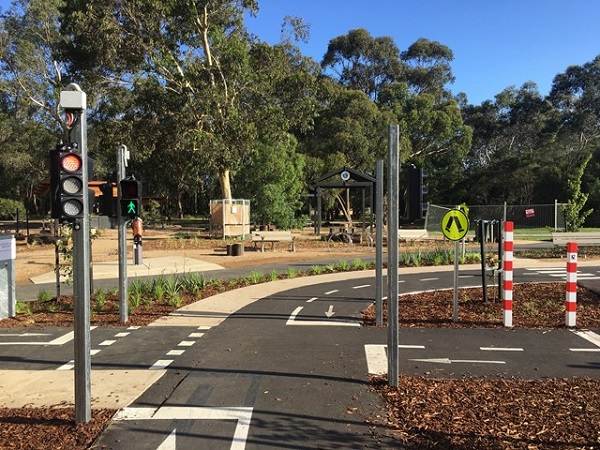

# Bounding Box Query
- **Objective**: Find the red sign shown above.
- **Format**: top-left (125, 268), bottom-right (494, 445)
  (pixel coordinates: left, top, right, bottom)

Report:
top-left (525, 208), bottom-right (535, 218)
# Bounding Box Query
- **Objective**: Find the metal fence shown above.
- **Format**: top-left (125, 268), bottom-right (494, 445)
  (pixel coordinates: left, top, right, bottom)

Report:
top-left (425, 201), bottom-right (566, 234)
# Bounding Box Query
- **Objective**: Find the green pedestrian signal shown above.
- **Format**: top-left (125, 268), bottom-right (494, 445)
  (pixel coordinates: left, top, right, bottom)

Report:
top-left (119, 178), bottom-right (142, 219)
top-left (120, 199), bottom-right (139, 218)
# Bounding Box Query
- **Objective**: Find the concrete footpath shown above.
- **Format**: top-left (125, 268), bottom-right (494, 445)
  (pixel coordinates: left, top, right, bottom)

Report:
top-left (3, 255), bottom-right (600, 411)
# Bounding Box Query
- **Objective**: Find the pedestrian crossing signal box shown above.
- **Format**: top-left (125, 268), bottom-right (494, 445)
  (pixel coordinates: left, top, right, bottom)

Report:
top-left (119, 179), bottom-right (141, 219)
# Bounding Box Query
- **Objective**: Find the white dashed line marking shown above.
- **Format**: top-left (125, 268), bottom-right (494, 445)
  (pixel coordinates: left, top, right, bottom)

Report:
top-left (56, 360), bottom-right (75, 371)
top-left (189, 333), bottom-right (205, 338)
top-left (99, 340), bottom-right (117, 346)
top-left (325, 290), bottom-right (338, 295)
top-left (114, 332), bottom-right (130, 338)
top-left (178, 340), bottom-right (196, 347)
top-left (167, 349), bottom-right (186, 356)
top-left (150, 359), bottom-right (174, 370)
top-left (306, 297), bottom-right (318, 303)
top-left (353, 284), bottom-right (371, 289)
top-left (480, 347), bottom-right (524, 352)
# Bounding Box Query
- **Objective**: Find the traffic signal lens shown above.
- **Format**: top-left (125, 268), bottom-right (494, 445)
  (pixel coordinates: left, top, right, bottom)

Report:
top-left (62, 199), bottom-right (83, 217)
top-left (61, 176), bottom-right (83, 195)
top-left (60, 153), bottom-right (82, 172)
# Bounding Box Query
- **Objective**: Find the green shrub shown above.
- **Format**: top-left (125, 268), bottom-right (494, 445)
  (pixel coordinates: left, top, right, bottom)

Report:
top-left (0, 198), bottom-right (26, 220)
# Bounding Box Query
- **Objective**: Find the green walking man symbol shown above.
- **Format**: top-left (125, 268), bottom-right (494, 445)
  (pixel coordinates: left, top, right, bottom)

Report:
top-left (127, 201), bottom-right (137, 215)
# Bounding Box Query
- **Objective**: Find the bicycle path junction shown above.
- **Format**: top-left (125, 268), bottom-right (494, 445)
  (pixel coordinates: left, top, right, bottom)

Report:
top-left (2, 256), bottom-right (600, 448)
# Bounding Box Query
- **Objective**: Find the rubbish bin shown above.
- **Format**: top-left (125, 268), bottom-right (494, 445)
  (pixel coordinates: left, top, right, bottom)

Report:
top-left (0, 234), bottom-right (16, 320)
top-left (231, 243), bottom-right (244, 256)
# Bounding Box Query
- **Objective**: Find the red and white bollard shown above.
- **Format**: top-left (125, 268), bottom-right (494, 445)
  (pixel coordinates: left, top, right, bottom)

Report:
top-left (565, 242), bottom-right (578, 327)
top-left (502, 221), bottom-right (514, 327)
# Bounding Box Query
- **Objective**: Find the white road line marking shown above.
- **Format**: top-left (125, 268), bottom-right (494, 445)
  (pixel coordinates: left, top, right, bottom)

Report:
top-left (114, 406), bottom-right (254, 450)
top-left (420, 277), bottom-right (438, 282)
top-left (167, 349), bottom-right (185, 356)
top-left (409, 358), bottom-right (505, 365)
top-left (306, 297), bottom-right (318, 303)
top-left (91, 349), bottom-right (101, 356)
top-left (127, 326), bottom-right (141, 330)
top-left (571, 330), bottom-right (600, 348)
top-left (353, 284), bottom-right (371, 289)
top-left (569, 348), bottom-right (600, 352)
top-left (324, 289), bottom-right (338, 295)
top-left (99, 340), bottom-right (117, 346)
top-left (150, 359), bottom-right (174, 370)
top-left (178, 340), bottom-right (196, 347)
top-left (156, 428), bottom-right (176, 450)
top-left (56, 360), bottom-right (75, 371)
top-left (189, 332), bottom-right (205, 338)
top-left (197, 326), bottom-right (212, 330)
top-left (480, 347), bottom-right (524, 352)
top-left (114, 332), bottom-right (130, 338)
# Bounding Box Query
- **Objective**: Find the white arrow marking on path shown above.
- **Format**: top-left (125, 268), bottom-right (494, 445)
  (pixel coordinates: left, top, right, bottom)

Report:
top-left (156, 429), bottom-right (176, 450)
top-left (409, 358), bottom-right (505, 365)
top-left (325, 305), bottom-right (335, 318)
top-left (286, 306), bottom-right (359, 327)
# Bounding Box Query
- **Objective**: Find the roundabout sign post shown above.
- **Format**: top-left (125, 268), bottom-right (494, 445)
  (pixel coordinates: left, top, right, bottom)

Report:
top-left (441, 208), bottom-right (470, 322)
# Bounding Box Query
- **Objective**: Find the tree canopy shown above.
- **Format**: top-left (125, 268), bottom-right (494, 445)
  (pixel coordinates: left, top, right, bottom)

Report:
top-left (1, 1), bottom-right (600, 227)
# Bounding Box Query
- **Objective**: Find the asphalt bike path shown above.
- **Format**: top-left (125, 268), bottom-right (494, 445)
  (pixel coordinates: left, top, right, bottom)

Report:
top-left (3, 261), bottom-right (600, 448)
top-left (90, 266), bottom-right (600, 449)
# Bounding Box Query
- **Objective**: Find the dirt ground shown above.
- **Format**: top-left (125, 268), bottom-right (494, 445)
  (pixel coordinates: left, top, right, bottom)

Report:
top-left (14, 227), bottom-right (380, 285)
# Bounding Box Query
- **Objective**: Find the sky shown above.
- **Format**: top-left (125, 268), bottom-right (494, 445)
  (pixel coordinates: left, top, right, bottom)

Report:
top-left (1, 0), bottom-right (598, 105)
top-left (245, 0), bottom-right (600, 104)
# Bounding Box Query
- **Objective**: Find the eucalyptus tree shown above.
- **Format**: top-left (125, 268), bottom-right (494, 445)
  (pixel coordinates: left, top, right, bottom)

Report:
top-left (401, 38), bottom-right (455, 99)
top-left (549, 55), bottom-right (600, 221)
top-left (321, 28), bottom-right (404, 100)
top-left (61, 1), bottom-right (320, 217)
top-left (0, 0), bottom-right (73, 211)
top-left (61, 0), bottom-right (262, 205)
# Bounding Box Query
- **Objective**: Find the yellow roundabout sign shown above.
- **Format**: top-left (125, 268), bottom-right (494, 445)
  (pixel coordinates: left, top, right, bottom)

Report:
top-left (441, 209), bottom-right (469, 241)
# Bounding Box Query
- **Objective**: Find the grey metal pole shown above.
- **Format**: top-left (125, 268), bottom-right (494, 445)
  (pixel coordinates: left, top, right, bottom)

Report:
top-left (387, 125), bottom-right (400, 387)
top-left (375, 158), bottom-right (384, 327)
top-left (453, 240), bottom-right (460, 322)
top-left (117, 145), bottom-right (128, 324)
top-left (63, 84), bottom-right (91, 424)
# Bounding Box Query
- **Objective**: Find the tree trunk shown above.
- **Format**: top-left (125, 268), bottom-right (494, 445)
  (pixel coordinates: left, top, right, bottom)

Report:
top-left (219, 168), bottom-right (232, 199)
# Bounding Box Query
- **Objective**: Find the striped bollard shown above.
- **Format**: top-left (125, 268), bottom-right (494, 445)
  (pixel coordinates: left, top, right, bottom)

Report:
top-left (565, 242), bottom-right (578, 327)
top-left (502, 221), bottom-right (514, 327)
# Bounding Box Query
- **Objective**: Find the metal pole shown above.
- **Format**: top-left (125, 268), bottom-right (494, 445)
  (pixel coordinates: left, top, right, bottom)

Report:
top-left (64, 85), bottom-right (91, 424)
top-left (117, 145), bottom-right (128, 324)
top-left (375, 159), bottom-right (384, 327)
top-left (479, 220), bottom-right (488, 302)
top-left (387, 125), bottom-right (400, 387)
top-left (453, 240), bottom-right (459, 322)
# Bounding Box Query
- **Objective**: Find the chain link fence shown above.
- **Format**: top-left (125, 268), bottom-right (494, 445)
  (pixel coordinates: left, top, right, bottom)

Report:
top-left (425, 201), bottom-right (566, 237)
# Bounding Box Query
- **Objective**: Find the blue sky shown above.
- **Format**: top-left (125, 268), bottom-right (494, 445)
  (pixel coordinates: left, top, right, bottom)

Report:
top-left (246, 0), bottom-right (600, 104)
top-left (1, 0), bottom-right (598, 105)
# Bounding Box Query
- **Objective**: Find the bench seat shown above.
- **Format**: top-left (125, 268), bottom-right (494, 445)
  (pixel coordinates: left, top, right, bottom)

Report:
top-left (252, 231), bottom-right (296, 252)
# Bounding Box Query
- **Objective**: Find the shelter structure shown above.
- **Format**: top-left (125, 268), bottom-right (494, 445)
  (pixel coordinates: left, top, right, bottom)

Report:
top-left (311, 166), bottom-right (376, 235)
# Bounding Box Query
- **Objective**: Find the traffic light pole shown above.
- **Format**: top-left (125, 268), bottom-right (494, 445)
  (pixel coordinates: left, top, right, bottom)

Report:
top-left (61, 84), bottom-right (91, 424)
top-left (117, 144), bottom-right (129, 324)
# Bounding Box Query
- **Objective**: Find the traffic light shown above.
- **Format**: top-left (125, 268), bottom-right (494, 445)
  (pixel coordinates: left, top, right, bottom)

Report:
top-left (120, 178), bottom-right (141, 219)
top-left (50, 142), bottom-right (85, 221)
top-left (100, 181), bottom-right (117, 217)
top-left (407, 166), bottom-right (429, 221)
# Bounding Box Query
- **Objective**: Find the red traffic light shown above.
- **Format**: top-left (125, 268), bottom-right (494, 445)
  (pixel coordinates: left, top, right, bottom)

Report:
top-left (60, 153), bottom-right (82, 172)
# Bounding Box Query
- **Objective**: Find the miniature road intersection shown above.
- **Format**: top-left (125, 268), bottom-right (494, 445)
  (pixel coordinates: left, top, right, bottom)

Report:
top-left (2, 266), bottom-right (600, 449)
